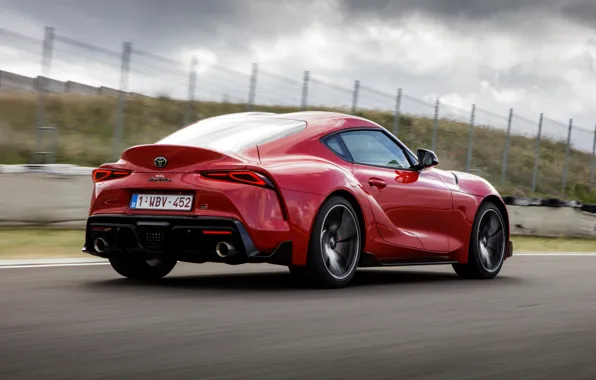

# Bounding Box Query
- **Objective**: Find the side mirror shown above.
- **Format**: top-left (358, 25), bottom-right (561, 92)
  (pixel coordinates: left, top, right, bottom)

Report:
top-left (415, 149), bottom-right (439, 170)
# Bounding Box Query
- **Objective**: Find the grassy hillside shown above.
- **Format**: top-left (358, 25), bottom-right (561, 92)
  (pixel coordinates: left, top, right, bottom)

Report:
top-left (1, 92), bottom-right (595, 203)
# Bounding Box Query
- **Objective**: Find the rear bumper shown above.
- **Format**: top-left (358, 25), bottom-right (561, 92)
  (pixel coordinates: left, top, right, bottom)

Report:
top-left (82, 214), bottom-right (292, 266)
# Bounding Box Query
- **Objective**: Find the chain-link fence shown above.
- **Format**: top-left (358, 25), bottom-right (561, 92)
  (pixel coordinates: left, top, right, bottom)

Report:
top-left (1, 25), bottom-right (595, 198)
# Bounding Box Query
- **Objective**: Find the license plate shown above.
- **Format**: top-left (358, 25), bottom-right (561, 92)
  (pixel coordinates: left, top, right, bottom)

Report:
top-left (130, 194), bottom-right (194, 211)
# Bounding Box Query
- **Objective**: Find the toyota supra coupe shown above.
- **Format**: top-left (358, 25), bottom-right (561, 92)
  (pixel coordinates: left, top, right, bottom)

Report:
top-left (83, 111), bottom-right (513, 287)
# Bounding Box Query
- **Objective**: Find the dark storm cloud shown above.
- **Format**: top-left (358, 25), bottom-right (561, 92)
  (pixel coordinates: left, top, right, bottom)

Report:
top-left (561, 1), bottom-right (596, 26)
top-left (1, 0), bottom-right (318, 56)
top-left (5, 0), bottom-right (594, 57)
top-left (340, 0), bottom-right (542, 19)
top-left (337, 0), bottom-right (595, 25)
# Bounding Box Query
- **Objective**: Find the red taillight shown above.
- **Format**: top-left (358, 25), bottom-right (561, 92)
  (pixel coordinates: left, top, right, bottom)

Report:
top-left (92, 168), bottom-right (131, 183)
top-left (200, 169), bottom-right (288, 220)
top-left (200, 170), bottom-right (272, 188)
top-left (202, 230), bottom-right (233, 235)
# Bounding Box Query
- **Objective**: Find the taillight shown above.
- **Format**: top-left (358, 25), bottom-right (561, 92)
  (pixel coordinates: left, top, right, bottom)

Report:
top-left (200, 170), bottom-right (274, 188)
top-left (92, 168), bottom-right (131, 183)
top-left (201, 170), bottom-right (288, 220)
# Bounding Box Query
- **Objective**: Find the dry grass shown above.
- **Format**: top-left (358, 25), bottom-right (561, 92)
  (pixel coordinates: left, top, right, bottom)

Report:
top-left (512, 236), bottom-right (596, 253)
top-left (0, 230), bottom-right (593, 259)
top-left (0, 229), bottom-right (86, 259)
top-left (1, 92), bottom-right (595, 202)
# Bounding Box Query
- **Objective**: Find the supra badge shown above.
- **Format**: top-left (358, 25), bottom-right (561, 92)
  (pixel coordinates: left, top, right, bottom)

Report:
top-left (148, 174), bottom-right (171, 182)
top-left (154, 156), bottom-right (168, 168)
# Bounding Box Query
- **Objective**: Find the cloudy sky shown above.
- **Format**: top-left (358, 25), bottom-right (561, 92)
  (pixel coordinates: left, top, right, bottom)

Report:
top-left (1, 0), bottom-right (596, 150)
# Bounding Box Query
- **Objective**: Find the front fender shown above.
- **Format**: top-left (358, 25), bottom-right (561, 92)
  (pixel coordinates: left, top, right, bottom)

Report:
top-left (450, 170), bottom-right (501, 198)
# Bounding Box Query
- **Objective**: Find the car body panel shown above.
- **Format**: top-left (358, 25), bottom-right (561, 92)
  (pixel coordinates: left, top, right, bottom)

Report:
top-left (350, 164), bottom-right (453, 255)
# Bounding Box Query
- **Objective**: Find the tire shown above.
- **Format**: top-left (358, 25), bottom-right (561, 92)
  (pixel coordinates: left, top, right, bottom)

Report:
top-left (288, 265), bottom-right (307, 276)
top-left (453, 201), bottom-right (507, 280)
top-left (109, 255), bottom-right (177, 280)
top-left (287, 265), bottom-right (309, 286)
top-left (294, 195), bottom-right (362, 288)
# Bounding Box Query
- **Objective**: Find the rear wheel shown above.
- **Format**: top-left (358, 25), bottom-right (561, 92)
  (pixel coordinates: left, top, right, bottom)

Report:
top-left (453, 202), bottom-right (507, 279)
top-left (109, 255), bottom-right (177, 280)
top-left (292, 195), bottom-right (362, 288)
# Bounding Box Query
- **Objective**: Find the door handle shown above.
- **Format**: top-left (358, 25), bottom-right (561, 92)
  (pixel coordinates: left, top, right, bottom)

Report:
top-left (368, 178), bottom-right (387, 189)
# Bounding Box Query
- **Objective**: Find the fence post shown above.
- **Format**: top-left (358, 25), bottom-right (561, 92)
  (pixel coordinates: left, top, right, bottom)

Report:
top-left (35, 26), bottom-right (54, 163)
top-left (562, 118), bottom-right (573, 195)
top-left (247, 63), bottom-right (258, 111)
top-left (301, 70), bottom-right (310, 111)
top-left (184, 55), bottom-right (197, 127)
top-left (465, 104), bottom-right (476, 172)
top-left (351, 80), bottom-right (360, 114)
top-left (590, 125), bottom-right (596, 190)
top-left (431, 98), bottom-right (440, 151)
top-left (501, 108), bottom-right (514, 185)
top-left (531, 113), bottom-right (543, 192)
top-left (392, 88), bottom-right (402, 137)
top-left (113, 41), bottom-right (132, 159)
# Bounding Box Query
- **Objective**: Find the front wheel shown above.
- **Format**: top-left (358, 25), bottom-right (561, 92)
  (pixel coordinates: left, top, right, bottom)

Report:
top-left (294, 195), bottom-right (362, 288)
top-left (453, 202), bottom-right (507, 279)
top-left (109, 255), bottom-right (177, 280)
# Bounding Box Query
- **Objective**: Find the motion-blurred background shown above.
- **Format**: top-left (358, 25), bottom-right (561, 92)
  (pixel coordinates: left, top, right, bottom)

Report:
top-left (1, 0), bottom-right (596, 202)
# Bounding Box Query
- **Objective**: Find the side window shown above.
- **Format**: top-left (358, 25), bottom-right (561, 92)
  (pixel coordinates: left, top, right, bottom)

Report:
top-left (339, 130), bottom-right (412, 169)
top-left (322, 135), bottom-right (351, 161)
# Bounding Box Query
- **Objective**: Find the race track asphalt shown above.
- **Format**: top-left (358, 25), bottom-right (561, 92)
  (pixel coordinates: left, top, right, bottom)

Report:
top-left (1, 255), bottom-right (596, 380)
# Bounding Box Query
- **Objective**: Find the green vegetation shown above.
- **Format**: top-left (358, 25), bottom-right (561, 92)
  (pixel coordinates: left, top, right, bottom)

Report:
top-left (1, 92), bottom-right (595, 202)
top-left (511, 236), bottom-right (596, 253)
top-left (0, 229), bottom-right (593, 259)
top-left (0, 229), bottom-right (85, 259)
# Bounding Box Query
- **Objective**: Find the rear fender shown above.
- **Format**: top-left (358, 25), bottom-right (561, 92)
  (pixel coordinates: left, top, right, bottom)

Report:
top-left (260, 158), bottom-right (371, 208)
top-left (261, 159), bottom-right (373, 266)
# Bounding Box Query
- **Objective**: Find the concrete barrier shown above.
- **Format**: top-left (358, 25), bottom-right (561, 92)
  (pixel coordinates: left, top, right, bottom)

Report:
top-left (0, 71), bottom-right (37, 92)
top-left (0, 70), bottom-right (123, 98)
top-left (509, 206), bottom-right (596, 238)
top-left (65, 81), bottom-right (99, 96)
top-left (37, 76), bottom-right (67, 93)
top-left (99, 86), bottom-right (120, 97)
top-left (0, 165), bottom-right (94, 228)
top-left (0, 165), bottom-right (595, 237)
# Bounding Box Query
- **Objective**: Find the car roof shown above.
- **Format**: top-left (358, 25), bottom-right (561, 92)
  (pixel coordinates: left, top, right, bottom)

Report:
top-left (208, 111), bottom-right (377, 126)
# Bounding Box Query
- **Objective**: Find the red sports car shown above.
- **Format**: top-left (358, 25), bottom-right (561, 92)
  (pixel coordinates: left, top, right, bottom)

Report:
top-left (83, 111), bottom-right (513, 287)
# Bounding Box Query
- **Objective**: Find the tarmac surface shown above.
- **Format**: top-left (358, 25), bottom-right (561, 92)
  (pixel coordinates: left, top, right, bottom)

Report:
top-left (2, 255), bottom-right (596, 380)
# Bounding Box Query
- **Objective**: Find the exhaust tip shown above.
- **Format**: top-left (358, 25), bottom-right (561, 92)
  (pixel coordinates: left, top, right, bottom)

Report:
top-left (93, 237), bottom-right (109, 254)
top-left (216, 242), bottom-right (237, 258)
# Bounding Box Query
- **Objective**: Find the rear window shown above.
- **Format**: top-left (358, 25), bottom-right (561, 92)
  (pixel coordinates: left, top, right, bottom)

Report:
top-left (156, 116), bottom-right (307, 153)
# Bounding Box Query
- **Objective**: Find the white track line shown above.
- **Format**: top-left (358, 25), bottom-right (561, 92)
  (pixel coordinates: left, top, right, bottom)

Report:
top-left (0, 262), bottom-right (110, 269)
top-left (0, 257), bottom-right (108, 269)
top-left (516, 253), bottom-right (596, 256)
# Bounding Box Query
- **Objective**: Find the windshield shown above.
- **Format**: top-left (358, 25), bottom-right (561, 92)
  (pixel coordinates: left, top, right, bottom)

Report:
top-left (156, 116), bottom-right (307, 153)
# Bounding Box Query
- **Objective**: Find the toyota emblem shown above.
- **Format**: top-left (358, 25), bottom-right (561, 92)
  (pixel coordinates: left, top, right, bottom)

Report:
top-left (154, 156), bottom-right (168, 168)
